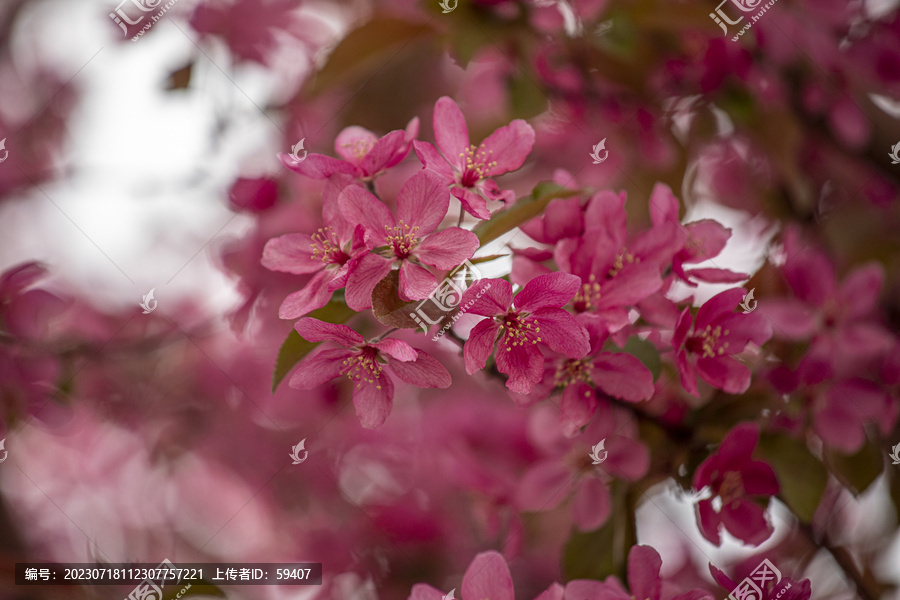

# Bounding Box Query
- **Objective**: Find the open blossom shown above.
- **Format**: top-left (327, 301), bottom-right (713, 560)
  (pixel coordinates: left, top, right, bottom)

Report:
top-left (409, 550), bottom-right (556, 600)
top-left (340, 171), bottom-right (479, 310)
top-left (262, 177), bottom-right (367, 319)
top-left (673, 288), bottom-right (772, 397)
top-left (414, 96), bottom-right (535, 220)
top-left (460, 272), bottom-right (590, 394)
top-left (693, 423), bottom-right (779, 546)
top-left (290, 318), bottom-right (451, 428)
top-left (280, 118), bottom-right (419, 181)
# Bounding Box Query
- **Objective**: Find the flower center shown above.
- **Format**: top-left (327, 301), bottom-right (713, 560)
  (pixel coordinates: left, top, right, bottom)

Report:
top-left (341, 347), bottom-right (384, 389)
top-left (607, 249), bottom-right (639, 278)
top-left (341, 138), bottom-right (374, 160)
top-left (554, 358), bottom-right (592, 389)
top-left (573, 274), bottom-right (601, 312)
top-left (719, 470), bottom-right (745, 505)
top-left (383, 221), bottom-right (420, 258)
top-left (686, 324), bottom-right (730, 358)
top-left (310, 227), bottom-right (349, 265)
top-left (459, 144), bottom-right (498, 187)
top-left (498, 311), bottom-right (541, 351)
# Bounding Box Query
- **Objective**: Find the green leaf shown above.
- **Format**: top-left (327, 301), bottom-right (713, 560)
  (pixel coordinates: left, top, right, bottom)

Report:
top-left (562, 481), bottom-right (635, 582)
top-left (611, 336), bottom-right (661, 381)
top-left (827, 441), bottom-right (883, 496)
top-left (757, 433), bottom-right (827, 523)
top-left (271, 301), bottom-right (356, 392)
top-left (472, 182), bottom-right (582, 246)
top-left (308, 17), bottom-right (434, 95)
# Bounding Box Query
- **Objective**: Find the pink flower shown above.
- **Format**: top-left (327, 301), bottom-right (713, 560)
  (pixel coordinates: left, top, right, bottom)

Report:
top-left (289, 318), bottom-right (451, 428)
top-left (340, 171), bottom-right (480, 310)
top-left (261, 177), bottom-right (368, 319)
top-left (280, 118), bottom-right (419, 181)
top-left (410, 550), bottom-right (547, 600)
top-left (673, 289), bottom-right (772, 397)
top-left (693, 423), bottom-right (779, 546)
top-left (414, 96), bottom-right (535, 219)
top-left (461, 272), bottom-right (590, 394)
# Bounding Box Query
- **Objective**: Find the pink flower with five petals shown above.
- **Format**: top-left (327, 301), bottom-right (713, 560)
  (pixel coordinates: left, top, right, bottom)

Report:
top-left (461, 272), bottom-right (590, 394)
top-left (414, 96), bottom-right (535, 219)
top-left (290, 318), bottom-right (451, 428)
top-left (340, 171), bottom-right (480, 310)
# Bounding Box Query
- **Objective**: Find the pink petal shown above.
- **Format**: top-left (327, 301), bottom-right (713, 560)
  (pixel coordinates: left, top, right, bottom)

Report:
top-left (372, 339), bottom-right (417, 362)
top-left (560, 383), bottom-right (596, 436)
top-left (415, 228), bottom-right (480, 269)
top-left (464, 319), bottom-right (500, 374)
top-left (289, 348), bottom-right (354, 389)
top-left (572, 477), bottom-right (611, 531)
top-left (591, 353), bottom-right (654, 402)
top-left (515, 271), bottom-right (582, 312)
top-left (413, 141), bottom-right (455, 181)
top-left (397, 171), bottom-right (451, 234)
top-left (679, 220), bottom-right (732, 264)
top-left (529, 307), bottom-right (590, 359)
top-left (352, 374), bottom-right (395, 429)
top-left (603, 436), bottom-right (651, 481)
top-left (696, 499), bottom-right (722, 545)
top-left (837, 263), bottom-right (883, 320)
top-left (694, 288), bottom-right (745, 331)
top-left (278, 270), bottom-right (335, 319)
top-left (696, 356), bottom-right (752, 394)
top-left (261, 233), bottom-right (322, 274)
top-left (720, 499), bottom-right (772, 546)
top-left (359, 129), bottom-right (406, 176)
top-left (339, 185), bottom-right (394, 235)
top-left (279, 152), bottom-right (356, 179)
top-left (785, 251), bottom-right (835, 307)
top-left (451, 186), bottom-right (491, 220)
top-left (461, 278), bottom-right (513, 317)
top-left (408, 584), bottom-right (445, 600)
top-left (584, 190), bottom-right (628, 248)
top-left (717, 423), bottom-right (759, 465)
top-left (759, 299), bottom-right (818, 340)
top-left (683, 268), bottom-right (749, 284)
top-left (534, 583), bottom-right (565, 600)
top-left (676, 348), bottom-right (699, 398)
top-left (334, 126), bottom-right (378, 164)
top-left (718, 312), bottom-right (773, 349)
top-left (480, 119), bottom-right (535, 175)
top-left (345, 254), bottom-right (393, 311)
top-left (672, 591), bottom-right (716, 600)
top-left (433, 96), bottom-right (470, 170)
top-left (496, 342), bottom-right (545, 394)
top-left (741, 461), bottom-right (779, 496)
top-left (477, 178), bottom-right (516, 205)
top-left (597, 262), bottom-right (663, 309)
top-left (627, 545), bottom-right (662, 600)
top-left (295, 317), bottom-right (365, 346)
top-left (399, 261), bottom-right (438, 301)
top-left (387, 350), bottom-right (452, 388)
top-left (516, 460), bottom-right (573, 511)
top-left (648, 183), bottom-right (680, 228)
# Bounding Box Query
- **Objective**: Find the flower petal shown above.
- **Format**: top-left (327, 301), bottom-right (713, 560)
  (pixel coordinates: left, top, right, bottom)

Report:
top-left (346, 254), bottom-right (394, 311)
top-left (464, 318), bottom-right (500, 374)
top-left (696, 499), bottom-right (722, 545)
top-left (516, 460), bottom-right (572, 511)
top-left (352, 374), bottom-right (394, 429)
top-left (480, 119), bottom-right (535, 175)
top-left (295, 318), bottom-right (365, 346)
top-left (398, 171), bottom-right (451, 234)
top-left (627, 545), bottom-right (662, 600)
top-left (696, 356), bottom-right (752, 395)
top-left (334, 126), bottom-right (378, 165)
top-left (433, 96), bottom-right (470, 169)
top-left (261, 234), bottom-right (321, 274)
top-left (360, 129), bottom-right (406, 176)
top-left (720, 499), bottom-right (773, 546)
top-left (590, 353), bottom-right (654, 402)
top-left (530, 307), bottom-right (590, 359)
top-left (461, 552), bottom-right (514, 600)
top-left (451, 186), bottom-right (491, 220)
top-left (289, 348), bottom-right (354, 389)
top-left (279, 152), bottom-right (356, 179)
top-left (694, 288), bottom-right (745, 331)
top-left (413, 140), bottom-right (456, 181)
top-left (399, 261), bottom-right (438, 301)
top-left (372, 339), bottom-right (417, 362)
top-left (572, 477), bottom-right (611, 531)
top-left (515, 271), bottom-right (582, 312)
top-left (278, 271), bottom-right (335, 319)
top-left (387, 350), bottom-right (452, 388)
top-left (339, 184), bottom-right (394, 235)
top-left (496, 342), bottom-right (545, 394)
top-left (415, 228), bottom-right (480, 270)
top-left (461, 278), bottom-right (513, 317)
